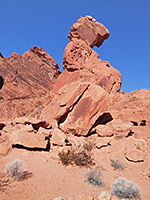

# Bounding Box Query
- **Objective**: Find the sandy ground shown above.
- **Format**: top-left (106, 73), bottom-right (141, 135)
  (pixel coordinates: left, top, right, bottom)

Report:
top-left (0, 149), bottom-right (101, 200)
top-left (0, 143), bottom-right (150, 200)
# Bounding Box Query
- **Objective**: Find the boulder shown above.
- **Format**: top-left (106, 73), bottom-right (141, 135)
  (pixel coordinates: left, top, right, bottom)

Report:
top-left (41, 82), bottom-right (112, 136)
top-left (132, 126), bottom-right (150, 141)
top-left (94, 119), bottom-right (133, 138)
top-left (13, 117), bottom-right (41, 125)
top-left (68, 16), bottom-right (109, 48)
top-left (66, 134), bottom-right (86, 147)
top-left (41, 82), bottom-right (90, 128)
top-left (50, 128), bottom-right (66, 146)
top-left (9, 127), bottom-right (47, 148)
top-left (38, 127), bottom-right (51, 136)
top-left (95, 125), bottom-right (113, 137)
top-left (0, 46), bottom-right (60, 119)
top-left (59, 84), bottom-right (111, 136)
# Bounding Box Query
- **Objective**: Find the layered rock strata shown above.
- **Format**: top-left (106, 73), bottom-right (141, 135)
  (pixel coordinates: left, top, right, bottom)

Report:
top-left (0, 46), bottom-right (60, 119)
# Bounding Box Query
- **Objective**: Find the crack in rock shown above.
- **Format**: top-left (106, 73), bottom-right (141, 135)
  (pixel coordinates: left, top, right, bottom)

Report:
top-left (57, 84), bottom-right (90, 127)
top-left (96, 142), bottom-right (111, 149)
top-left (125, 156), bottom-right (144, 163)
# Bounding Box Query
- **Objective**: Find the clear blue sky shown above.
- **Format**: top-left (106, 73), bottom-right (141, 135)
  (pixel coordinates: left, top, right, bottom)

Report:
top-left (0, 0), bottom-right (150, 93)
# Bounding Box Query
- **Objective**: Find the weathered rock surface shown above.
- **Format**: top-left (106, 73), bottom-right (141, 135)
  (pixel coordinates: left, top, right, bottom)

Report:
top-left (68, 16), bottom-right (109, 48)
top-left (125, 149), bottom-right (145, 162)
top-left (0, 117), bottom-right (51, 153)
top-left (41, 16), bottom-right (123, 137)
top-left (42, 16), bottom-right (150, 139)
top-left (96, 119), bottom-right (133, 139)
top-left (41, 82), bottom-right (112, 136)
top-left (0, 46), bottom-right (60, 119)
top-left (53, 16), bottom-right (122, 94)
top-left (9, 128), bottom-right (47, 148)
top-left (108, 89), bottom-right (150, 126)
top-left (0, 133), bottom-right (11, 156)
top-left (54, 52), bottom-right (122, 94)
top-left (50, 128), bottom-right (66, 146)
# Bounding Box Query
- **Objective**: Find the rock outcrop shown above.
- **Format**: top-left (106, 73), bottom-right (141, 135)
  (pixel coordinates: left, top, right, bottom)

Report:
top-left (0, 46), bottom-right (60, 119)
top-left (41, 82), bottom-right (112, 136)
top-left (108, 89), bottom-right (150, 124)
top-left (68, 15), bottom-right (109, 48)
top-left (41, 16), bottom-right (150, 139)
top-left (41, 16), bottom-right (122, 135)
top-left (53, 16), bottom-right (122, 94)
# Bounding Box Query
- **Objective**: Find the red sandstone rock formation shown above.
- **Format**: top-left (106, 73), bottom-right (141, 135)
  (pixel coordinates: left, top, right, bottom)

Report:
top-left (41, 16), bottom-right (150, 138)
top-left (0, 46), bottom-right (60, 119)
top-left (53, 16), bottom-right (122, 94)
top-left (68, 15), bottom-right (109, 48)
top-left (41, 16), bottom-right (122, 135)
top-left (41, 82), bottom-right (113, 136)
top-left (0, 16), bottom-right (150, 200)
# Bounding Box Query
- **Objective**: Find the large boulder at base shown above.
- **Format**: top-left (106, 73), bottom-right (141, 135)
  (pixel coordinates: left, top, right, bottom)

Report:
top-left (53, 16), bottom-right (122, 94)
top-left (0, 46), bottom-right (60, 119)
top-left (41, 82), bottom-right (112, 136)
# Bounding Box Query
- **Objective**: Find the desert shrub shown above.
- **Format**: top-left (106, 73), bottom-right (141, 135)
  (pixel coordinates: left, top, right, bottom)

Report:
top-left (110, 159), bottom-right (125, 171)
top-left (6, 159), bottom-right (25, 180)
top-left (111, 177), bottom-right (141, 199)
top-left (58, 148), bottom-right (93, 166)
top-left (74, 150), bottom-right (92, 166)
top-left (83, 142), bottom-right (93, 152)
top-left (58, 149), bottom-right (74, 165)
top-left (85, 168), bottom-right (104, 187)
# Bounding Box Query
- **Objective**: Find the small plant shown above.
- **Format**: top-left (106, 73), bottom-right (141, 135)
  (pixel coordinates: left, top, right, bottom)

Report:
top-left (74, 150), bottom-right (92, 166)
top-left (111, 177), bottom-right (141, 199)
top-left (136, 143), bottom-right (141, 150)
top-left (83, 142), bottom-right (93, 152)
top-left (6, 159), bottom-right (25, 180)
top-left (85, 168), bottom-right (104, 187)
top-left (110, 159), bottom-right (125, 171)
top-left (58, 149), bottom-right (74, 165)
top-left (58, 148), bottom-right (93, 166)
